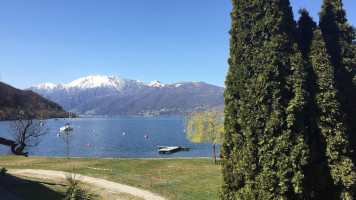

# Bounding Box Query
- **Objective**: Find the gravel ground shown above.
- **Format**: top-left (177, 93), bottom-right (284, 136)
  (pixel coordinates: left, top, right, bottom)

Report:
top-left (8, 169), bottom-right (166, 200)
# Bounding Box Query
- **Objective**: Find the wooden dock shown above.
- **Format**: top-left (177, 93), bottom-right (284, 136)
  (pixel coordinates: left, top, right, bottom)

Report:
top-left (158, 146), bottom-right (189, 154)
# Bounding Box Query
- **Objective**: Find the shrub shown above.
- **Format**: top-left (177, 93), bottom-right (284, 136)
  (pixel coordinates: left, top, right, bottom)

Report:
top-left (0, 167), bottom-right (7, 176)
top-left (63, 172), bottom-right (92, 200)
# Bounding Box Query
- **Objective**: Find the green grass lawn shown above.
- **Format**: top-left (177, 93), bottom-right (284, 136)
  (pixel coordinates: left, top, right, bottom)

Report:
top-left (0, 156), bottom-right (221, 200)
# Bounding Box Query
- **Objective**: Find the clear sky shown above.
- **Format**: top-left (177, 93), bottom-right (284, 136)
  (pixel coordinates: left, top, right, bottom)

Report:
top-left (0, 0), bottom-right (355, 89)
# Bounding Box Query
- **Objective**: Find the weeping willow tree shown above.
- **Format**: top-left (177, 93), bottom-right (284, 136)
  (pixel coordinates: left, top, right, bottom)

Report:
top-left (185, 109), bottom-right (223, 164)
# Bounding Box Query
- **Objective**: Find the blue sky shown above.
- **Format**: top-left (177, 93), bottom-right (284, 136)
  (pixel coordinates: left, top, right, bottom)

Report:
top-left (0, 0), bottom-right (355, 89)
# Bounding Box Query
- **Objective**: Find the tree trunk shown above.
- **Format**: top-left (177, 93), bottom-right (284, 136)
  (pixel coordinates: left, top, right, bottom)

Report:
top-left (15, 143), bottom-right (26, 154)
top-left (0, 137), bottom-right (15, 146)
top-left (0, 137), bottom-right (28, 156)
top-left (213, 143), bottom-right (216, 164)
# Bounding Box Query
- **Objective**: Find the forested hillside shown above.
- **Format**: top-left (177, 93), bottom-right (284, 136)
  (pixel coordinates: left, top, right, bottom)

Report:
top-left (0, 82), bottom-right (72, 120)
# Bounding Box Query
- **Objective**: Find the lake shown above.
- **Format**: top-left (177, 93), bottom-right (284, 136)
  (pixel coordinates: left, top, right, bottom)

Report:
top-left (0, 117), bottom-right (220, 158)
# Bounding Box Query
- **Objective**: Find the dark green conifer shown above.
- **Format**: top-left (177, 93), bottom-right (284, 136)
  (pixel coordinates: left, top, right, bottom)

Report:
top-left (309, 28), bottom-right (356, 199)
top-left (221, 0), bottom-right (356, 198)
top-left (296, 7), bottom-right (356, 199)
top-left (220, 0), bottom-right (308, 198)
top-left (319, 0), bottom-right (356, 163)
top-left (296, 9), bottom-right (317, 58)
top-left (295, 10), bottom-right (334, 199)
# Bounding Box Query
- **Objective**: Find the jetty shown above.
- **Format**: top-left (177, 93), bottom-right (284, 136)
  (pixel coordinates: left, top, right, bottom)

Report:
top-left (158, 146), bottom-right (189, 154)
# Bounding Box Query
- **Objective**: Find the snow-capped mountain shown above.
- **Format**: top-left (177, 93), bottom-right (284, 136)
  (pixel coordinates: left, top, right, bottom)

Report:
top-left (146, 80), bottom-right (166, 87)
top-left (29, 75), bottom-right (224, 116)
top-left (32, 75), bottom-right (167, 94)
top-left (33, 82), bottom-right (58, 91)
top-left (34, 75), bottom-right (139, 94)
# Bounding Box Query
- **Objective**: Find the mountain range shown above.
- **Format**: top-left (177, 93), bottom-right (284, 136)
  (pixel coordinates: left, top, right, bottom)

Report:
top-left (29, 75), bottom-right (224, 116)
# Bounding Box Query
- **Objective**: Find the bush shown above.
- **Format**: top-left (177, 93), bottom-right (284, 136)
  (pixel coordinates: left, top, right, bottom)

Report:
top-left (63, 172), bottom-right (92, 200)
top-left (0, 167), bottom-right (7, 176)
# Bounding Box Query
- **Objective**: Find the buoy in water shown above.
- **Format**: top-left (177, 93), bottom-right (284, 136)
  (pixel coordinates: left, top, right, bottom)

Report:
top-left (57, 134), bottom-right (60, 137)
top-left (144, 135), bottom-right (148, 138)
top-left (123, 132), bottom-right (125, 135)
top-left (87, 143), bottom-right (91, 146)
top-left (93, 129), bottom-right (96, 132)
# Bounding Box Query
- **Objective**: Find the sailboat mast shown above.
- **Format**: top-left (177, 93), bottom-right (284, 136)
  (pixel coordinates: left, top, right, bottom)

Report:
top-left (68, 94), bottom-right (72, 119)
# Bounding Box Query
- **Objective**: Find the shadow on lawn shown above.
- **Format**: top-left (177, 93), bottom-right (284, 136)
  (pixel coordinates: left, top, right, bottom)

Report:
top-left (0, 173), bottom-right (66, 200)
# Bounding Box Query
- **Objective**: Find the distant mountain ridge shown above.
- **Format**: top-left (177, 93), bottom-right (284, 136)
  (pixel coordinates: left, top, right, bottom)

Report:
top-left (29, 75), bottom-right (224, 116)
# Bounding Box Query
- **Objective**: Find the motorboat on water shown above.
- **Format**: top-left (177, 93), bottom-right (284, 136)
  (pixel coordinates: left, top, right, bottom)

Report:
top-left (60, 123), bottom-right (74, 132)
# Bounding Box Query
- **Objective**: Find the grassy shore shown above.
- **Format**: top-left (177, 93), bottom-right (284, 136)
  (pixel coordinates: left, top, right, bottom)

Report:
top-left (0, 155), bottom-right (221, 200)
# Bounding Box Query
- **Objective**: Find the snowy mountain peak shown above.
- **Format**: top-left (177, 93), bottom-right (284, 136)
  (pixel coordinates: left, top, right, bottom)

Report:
top-left (28, 75), bottom-right (224, 116)
top-left (67, 75), bottom-right (121, 89)
top-left (30, 75), bottom-right (150, 96)
top-left (33, 82), bottom-right (57, 90)
top-left (30, 75), bottom-right (205, 92)
top-left (146, 80), bottom-right (165, 87)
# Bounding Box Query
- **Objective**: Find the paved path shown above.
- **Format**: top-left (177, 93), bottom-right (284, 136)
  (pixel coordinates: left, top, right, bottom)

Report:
top-left (9, 169), bottom-right (165, 200)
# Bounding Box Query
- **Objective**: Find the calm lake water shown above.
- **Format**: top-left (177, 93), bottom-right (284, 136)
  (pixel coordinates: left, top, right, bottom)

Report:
top-left (0, 117), bottom-right (219, 158)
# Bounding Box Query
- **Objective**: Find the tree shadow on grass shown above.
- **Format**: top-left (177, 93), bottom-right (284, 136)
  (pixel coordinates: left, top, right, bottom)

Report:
top-left (0, 173), bottom-right (66, 200)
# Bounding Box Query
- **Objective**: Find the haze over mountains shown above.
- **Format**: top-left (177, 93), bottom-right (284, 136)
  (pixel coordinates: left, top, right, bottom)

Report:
top-left (30, 75), bottom-right (224, 116)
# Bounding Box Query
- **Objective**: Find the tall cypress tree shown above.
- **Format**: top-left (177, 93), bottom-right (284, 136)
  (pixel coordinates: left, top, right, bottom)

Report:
top-left (294, 7), bottom-right (356, 199)
top-left (296, 9), bottom-right (317, 59)
top-left (296, 11), bottom-right (331, 199)
top-left (319, 0), bottom-right (356, 163)
top-left (220, 0), bottom-right (308, 198)
top-left (309, 28), bottom-right (356, 199)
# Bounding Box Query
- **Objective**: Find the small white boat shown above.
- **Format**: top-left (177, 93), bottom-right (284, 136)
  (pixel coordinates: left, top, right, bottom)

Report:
top-left (39, 112), bottom-right (44, 126)
top-left (60, 123), bottom-right (74, 132)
